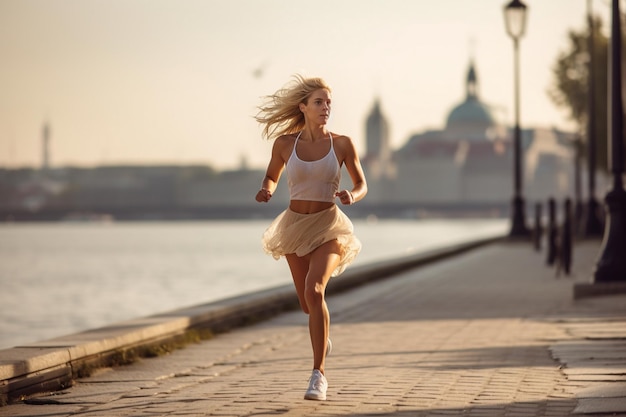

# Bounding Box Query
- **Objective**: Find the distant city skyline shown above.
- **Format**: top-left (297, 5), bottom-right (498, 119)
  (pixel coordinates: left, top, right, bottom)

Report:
top-left (0, 0), bottom-right (609, 170)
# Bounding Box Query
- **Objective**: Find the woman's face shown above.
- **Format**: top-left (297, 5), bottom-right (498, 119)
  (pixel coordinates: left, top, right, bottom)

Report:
top-left (301, 88), bottom-right (331, 125)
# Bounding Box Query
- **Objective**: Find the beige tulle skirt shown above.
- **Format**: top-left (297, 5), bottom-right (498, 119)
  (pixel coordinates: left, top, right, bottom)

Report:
top-left (262, 205), bottom-right (361, 277)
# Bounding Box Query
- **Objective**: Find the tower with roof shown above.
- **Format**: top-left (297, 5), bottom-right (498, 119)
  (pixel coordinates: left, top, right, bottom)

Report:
top-left (364, 98), bottom-right (395, 181)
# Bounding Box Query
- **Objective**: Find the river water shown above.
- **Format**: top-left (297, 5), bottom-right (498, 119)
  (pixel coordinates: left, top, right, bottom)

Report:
top-left (0, 218), bottom-right (507, 349)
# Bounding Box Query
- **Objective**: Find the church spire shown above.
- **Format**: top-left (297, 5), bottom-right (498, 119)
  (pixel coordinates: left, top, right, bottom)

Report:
top-left (466, 60), bottom-right (478, 100)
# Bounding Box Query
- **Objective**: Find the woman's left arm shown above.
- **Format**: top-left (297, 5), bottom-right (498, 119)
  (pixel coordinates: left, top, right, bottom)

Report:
top-left (338, 136), bottom-right (367, 204)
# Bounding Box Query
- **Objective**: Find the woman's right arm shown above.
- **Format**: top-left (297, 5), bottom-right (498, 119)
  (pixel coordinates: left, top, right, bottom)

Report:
top-left (256, 137), bottom-right (287, 203)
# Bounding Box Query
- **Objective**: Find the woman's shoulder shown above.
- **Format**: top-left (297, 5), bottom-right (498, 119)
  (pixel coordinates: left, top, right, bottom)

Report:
top-left (271, 134), bottom-right (298, 159)
top-left (273, 133), bottom-right (298, 147)
top-left (331, 133), bottom-right (356, 148)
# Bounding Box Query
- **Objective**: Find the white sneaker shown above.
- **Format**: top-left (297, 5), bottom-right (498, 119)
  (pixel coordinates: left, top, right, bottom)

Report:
top-left (326, 338), bottom-right (332, 357)
top-left (304, 369), bottom-right (327, 401)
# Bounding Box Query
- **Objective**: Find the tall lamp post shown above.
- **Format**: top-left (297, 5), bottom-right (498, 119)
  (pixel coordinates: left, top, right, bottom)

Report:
top-left (593, 0), bottom-right (626, 283)
top-left (503, 0), bottom-right (530, 237)
top-left (581, 0), bottom-right (604, 237)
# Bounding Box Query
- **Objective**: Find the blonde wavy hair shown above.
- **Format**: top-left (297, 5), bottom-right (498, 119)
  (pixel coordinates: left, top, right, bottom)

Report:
top-left (255, 74), bottom-right (332, 140)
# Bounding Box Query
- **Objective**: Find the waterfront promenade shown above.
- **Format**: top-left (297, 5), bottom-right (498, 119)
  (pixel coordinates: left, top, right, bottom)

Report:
top-left (1, 239), bottom-right (625, 416)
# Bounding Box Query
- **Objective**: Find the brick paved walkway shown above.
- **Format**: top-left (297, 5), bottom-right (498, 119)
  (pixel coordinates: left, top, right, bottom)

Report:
top-left (1, 240), bottom-right (624, 416)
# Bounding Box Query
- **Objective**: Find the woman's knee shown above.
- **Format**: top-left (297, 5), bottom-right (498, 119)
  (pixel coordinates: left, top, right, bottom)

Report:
top-left (304, 282), bottom-right (325, 310)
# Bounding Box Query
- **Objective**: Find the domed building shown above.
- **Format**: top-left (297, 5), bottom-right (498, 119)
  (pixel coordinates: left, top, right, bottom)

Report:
top-left (361, 60), bottom-right (575, 216)
top-left (445, 61), bottom-right (499, 138)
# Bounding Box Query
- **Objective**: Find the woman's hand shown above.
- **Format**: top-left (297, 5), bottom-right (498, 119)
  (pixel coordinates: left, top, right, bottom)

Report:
top-left (335, 190), bottom-right (354, 205)
top-left (256, 188), bottom-right (272, 203)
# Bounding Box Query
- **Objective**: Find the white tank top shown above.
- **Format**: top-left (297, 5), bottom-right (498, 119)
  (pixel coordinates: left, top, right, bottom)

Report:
top-left (286, 131), bottom-right (341, 202)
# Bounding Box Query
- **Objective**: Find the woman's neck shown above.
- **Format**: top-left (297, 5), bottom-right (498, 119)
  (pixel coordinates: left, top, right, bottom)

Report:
top-left (300, 125), bottom-right (328, 142)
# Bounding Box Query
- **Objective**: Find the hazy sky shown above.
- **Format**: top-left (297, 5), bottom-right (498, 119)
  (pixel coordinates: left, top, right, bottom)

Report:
top-left (0, 0), bottom-right (612, 170)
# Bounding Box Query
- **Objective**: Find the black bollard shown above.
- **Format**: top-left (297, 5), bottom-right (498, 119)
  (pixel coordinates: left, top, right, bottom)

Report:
top-left (560, 198), bottom-right (573, 276)
top-left (546, 198), bottom-right (558, 266)
top-left (533, 202), bottom-right (543, 251)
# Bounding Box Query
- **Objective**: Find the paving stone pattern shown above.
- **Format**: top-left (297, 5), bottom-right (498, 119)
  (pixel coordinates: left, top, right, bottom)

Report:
top-left (1, 240), bottom-right (624, 417)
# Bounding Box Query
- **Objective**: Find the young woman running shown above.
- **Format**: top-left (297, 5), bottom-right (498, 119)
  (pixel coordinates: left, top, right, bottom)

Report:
top-left (255, 75), bottom-right (367, 401)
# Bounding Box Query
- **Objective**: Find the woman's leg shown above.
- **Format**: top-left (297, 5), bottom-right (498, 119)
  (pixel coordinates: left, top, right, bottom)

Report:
top-left (305, 240), bottom-right (341, 374)
top-left (286, 254), bottom-right (310, 314)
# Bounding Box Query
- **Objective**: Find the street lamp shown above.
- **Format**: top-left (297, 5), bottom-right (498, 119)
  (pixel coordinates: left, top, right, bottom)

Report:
top-left (593, 0), bottom-right (626, 282)
top-left (503, 0), bottom-right (530, 237)
top-left (581, 0), bottom-right (604, 237)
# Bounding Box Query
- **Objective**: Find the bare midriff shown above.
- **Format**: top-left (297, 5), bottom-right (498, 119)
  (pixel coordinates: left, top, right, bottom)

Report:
top-left (289, 200), bottom-right (334, 214)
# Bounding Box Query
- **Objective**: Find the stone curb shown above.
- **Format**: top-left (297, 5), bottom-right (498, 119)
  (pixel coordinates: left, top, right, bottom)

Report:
top-left (573, 281), bottom-right (626, 299)
top-left (0, 235), bottom-right (503, 405)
